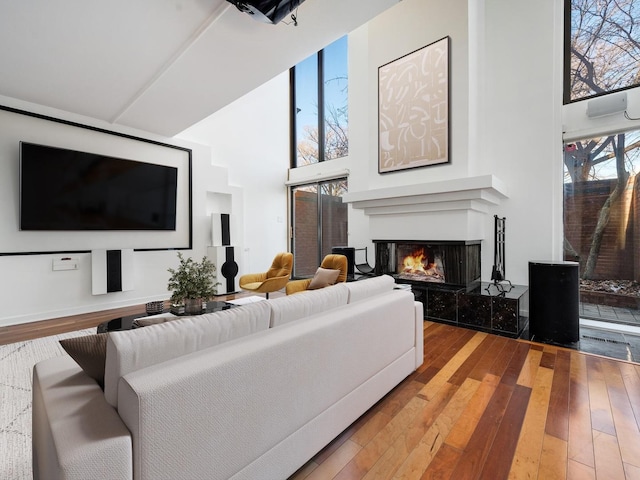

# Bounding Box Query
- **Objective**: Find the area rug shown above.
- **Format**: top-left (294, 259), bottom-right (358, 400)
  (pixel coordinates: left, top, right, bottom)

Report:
top-left (0, 328), bottom-right (94, 479)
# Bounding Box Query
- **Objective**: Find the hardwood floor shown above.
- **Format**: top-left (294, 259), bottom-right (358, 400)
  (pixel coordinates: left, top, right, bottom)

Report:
top-left (0, 292), bottom-right (262, 346)
top-left (0, 303), bottom-right (153, 345)
top-left (291, 321), bottom-right (640, 480)
top-left (3, 299), bottom-right (640, 478)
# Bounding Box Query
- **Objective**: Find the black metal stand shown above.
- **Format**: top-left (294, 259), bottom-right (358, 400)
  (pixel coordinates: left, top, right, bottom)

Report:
top-left (354, 247), bottom-right (375, 276)
top-left (486, 215), bottom-right (512, 295)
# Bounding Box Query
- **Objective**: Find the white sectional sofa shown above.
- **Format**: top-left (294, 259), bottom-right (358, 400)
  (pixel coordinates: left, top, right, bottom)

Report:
top-left (32, 275), bottom-right (424, 480)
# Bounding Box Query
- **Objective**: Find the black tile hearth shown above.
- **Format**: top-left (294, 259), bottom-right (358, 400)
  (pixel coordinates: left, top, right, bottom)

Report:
top-left (406, 281), bottom-right (529, 339)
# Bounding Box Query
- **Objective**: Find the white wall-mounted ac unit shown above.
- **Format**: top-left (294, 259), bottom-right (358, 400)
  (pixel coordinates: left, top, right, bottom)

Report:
top-left (586, 92), bottom-right (628, 118)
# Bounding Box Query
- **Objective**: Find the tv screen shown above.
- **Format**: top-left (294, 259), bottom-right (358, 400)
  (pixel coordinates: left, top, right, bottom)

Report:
top-left (20, 142), bottom-right (178, 231)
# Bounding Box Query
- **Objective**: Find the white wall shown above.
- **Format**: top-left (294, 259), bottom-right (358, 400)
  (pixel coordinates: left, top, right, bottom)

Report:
top-left (177, 73), bottom-right (291, 275)
top-left (0, 98), bottom-right (231, 327)
top-left (346, 0), bottom-right (470, 261)
top-left (0, 0), bottom-right (571, 327)
top-left (476, 0), bottom-right (565, 284)
top-left (344, 0), bottom-right (565, 285)
top-left (179, 0), bottom-right (567, 288)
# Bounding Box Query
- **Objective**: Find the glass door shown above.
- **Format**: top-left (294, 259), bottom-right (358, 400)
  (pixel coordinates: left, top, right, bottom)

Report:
top-left (291, 179), bottom-right (348, 278)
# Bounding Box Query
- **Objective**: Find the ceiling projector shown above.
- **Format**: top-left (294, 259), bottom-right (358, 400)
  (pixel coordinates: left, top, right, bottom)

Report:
top-left (226, 0), bottom-right (306, 24)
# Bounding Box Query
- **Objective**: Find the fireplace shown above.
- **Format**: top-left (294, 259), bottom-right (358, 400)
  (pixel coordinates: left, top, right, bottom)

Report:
top-left (373, 239), bottom-right (528, 339)
top-left (374, 240), bottom-right (481, 288)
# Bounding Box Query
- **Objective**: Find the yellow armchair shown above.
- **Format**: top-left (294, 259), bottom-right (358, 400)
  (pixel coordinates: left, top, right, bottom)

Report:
top-left (239, 252), bottom-right (293, 298)
top-left (285, 254), bottom-right (348, 295)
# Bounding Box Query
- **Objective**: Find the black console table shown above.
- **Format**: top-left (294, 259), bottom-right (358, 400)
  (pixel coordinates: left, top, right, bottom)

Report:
top-left (404, 281), bottom-right (529, 338)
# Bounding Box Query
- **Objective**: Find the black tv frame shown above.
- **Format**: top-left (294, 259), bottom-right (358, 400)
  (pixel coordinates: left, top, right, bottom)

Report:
top-left (0, 104), bottom-right (193, 256)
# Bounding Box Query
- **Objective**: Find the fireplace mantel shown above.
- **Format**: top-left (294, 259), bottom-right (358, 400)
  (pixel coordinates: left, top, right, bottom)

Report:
top-left (343, 175), bottom-right (508, 216)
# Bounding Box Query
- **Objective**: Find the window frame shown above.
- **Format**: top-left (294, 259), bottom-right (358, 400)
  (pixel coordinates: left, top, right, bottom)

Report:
top-left (289, 177), bottom-right (348, 278)
top-left (290, 37), bottom-right (347, 168)
top-left (563, 0), bottom-right (640, 104)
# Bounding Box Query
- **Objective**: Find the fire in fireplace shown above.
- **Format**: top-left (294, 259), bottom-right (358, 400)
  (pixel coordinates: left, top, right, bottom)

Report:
top-left (397, 245), bottom-right (445, 283)
top-left (374, 240), bottom-right (481, 288)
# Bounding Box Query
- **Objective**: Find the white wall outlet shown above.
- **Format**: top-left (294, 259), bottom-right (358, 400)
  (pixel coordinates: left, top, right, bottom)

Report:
top-left (52, 257), bottom-right (79, 271)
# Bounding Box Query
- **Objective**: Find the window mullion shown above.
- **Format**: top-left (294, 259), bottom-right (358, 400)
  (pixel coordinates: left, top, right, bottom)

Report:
top-left (317, 183), bottom-right (323, 266)
top-left (289, 67), bottom-right (297, 168)
top-left (317, 49), bottom-right (325, 163)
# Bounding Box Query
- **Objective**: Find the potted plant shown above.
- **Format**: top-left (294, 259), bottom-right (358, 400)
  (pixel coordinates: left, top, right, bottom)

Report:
top-left (167, 252), bottom-right (220, 314)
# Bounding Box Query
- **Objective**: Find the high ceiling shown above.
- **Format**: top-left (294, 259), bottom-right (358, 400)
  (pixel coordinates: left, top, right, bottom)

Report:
top-left (0, 0), bottom-right (397, 137)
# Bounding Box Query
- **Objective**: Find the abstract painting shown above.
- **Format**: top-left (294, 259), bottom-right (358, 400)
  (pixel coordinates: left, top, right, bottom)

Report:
top-left (378, 36), bottom-right (450, 173)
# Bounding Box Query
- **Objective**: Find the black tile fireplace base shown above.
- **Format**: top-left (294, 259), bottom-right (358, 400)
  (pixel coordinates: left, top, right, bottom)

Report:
top-left (404, 280), bottom-right (529, 338)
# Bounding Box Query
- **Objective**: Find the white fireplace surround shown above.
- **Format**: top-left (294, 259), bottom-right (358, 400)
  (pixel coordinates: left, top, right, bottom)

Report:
top-left (343, 175), bottom-right (508, 241)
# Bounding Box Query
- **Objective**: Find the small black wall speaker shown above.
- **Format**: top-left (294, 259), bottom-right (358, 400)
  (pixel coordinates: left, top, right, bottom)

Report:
top-left (212, 213), bottom-right (232, 246)
top-left (106, 250), bottom-right (122, 293)
top-left (91, 249), bottom-right (134, 295)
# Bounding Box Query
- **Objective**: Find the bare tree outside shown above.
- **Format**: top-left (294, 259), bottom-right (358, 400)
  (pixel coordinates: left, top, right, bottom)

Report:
top-left (296, 80), bottom-right (349, 167)
top-left (564, 0), bottom-right (640, 285)
top-left (567, 0), bottom-right (640, 102)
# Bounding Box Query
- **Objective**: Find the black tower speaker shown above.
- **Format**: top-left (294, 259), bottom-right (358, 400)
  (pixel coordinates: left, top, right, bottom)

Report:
top-left (529, 261), bottom-right (579, 345)
top-left (220, 246), bottom-right (239, 294)
top-left (332, 246), bottom-right (355, 280)
top-left (207, 246), bottom-right (238, 294)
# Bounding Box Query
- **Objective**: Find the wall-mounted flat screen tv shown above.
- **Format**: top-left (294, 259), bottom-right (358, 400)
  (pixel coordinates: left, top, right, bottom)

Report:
top-left (20, 142), bottom-right (178, 231)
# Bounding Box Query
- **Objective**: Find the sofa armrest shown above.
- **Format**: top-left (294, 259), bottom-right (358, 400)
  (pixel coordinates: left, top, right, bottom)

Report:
top-left (33, 355), bottom-right (132, 480)
top-left (239, 272), bottom-right (267, 285)
top-left (241, 274), bottom-right (291, 294)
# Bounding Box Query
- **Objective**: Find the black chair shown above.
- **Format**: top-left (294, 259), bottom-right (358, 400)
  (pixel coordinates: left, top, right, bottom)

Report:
top-left (354, 247), bottom-right (375, 276)
top-left (331, 246), bottom-right (355, 280)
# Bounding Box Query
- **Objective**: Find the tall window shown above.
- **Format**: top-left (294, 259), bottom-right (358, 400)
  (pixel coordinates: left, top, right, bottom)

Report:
top-left (563, 129), bottom-right (640, 317)
top-left (292, 36), bottom-right (348, 166)
top-left (291, 179), bottom-right (348, 277)
top-left (564, 0), bottom-right (640, 103)
top-left (563, 0), bottom-right (640, 321)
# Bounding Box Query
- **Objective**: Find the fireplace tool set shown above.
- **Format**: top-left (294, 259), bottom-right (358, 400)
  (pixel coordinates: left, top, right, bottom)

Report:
top-left (487, 215), bottom-right (513, 294)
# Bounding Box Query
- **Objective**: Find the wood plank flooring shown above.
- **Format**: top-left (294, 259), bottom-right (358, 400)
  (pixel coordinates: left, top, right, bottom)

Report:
top-left (290, 321), bottom-right (640, 480)
top-left (0, 293), bottom-right (258, 345)
top-left (0, 302), bottom-right (160, 345)
top-left (3, 298), bottom-right (640, 478)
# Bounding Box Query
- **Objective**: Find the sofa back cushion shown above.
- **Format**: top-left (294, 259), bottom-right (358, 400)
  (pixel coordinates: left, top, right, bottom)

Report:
top-left (268, 282), bottom-right (349, 327)
top-left (345, 274), bottom-right (395, 303)
top-left (104, 301), bottom-right (270, 407)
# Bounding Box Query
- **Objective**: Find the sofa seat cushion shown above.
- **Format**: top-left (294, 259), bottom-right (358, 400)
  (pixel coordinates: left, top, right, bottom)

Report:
top-left (268, 282), bottom-right (349, 327)
top-left (345, 274), bottom-right (395, 303)
top-left (32, 355), bottom-right (133, 480)
top-left (104, 300), bottom-right (271, 407)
